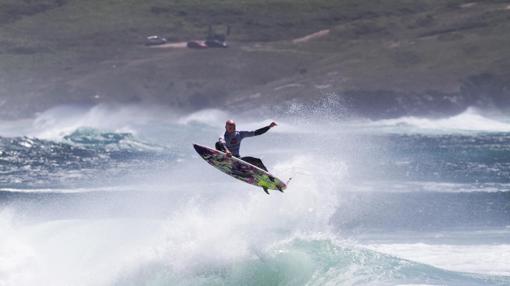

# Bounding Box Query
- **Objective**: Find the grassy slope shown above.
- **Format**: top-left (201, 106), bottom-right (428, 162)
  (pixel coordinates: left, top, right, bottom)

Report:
top-left (0, 0), bottom-right (509, 118)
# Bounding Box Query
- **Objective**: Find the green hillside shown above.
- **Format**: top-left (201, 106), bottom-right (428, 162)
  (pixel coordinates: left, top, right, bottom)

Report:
top-left (1, 0), bottom-right (509, 118)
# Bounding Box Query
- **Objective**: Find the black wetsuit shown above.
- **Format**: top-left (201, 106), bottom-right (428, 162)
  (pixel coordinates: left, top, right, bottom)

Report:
top-left (215, 125), bottom-right (271, 171)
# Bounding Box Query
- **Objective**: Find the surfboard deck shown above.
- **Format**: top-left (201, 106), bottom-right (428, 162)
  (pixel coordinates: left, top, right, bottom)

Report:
top-left (193, 144), bottom-right (287, 192)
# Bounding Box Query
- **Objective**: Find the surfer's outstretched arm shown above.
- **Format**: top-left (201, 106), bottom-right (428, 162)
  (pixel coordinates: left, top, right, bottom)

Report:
top-left (254, 126), bottom-right (270, 136)
top-left (253, 122), bottom-right (278, 136)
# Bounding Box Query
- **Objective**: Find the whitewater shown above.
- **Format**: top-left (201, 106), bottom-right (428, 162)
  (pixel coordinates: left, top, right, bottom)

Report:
top-left (0, 105), bottom-right (509, 286)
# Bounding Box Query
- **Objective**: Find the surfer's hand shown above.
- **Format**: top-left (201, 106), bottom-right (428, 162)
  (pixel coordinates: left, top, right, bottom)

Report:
top-left (269, 122), bottom-right (277, 128)
top-left (226, 151), bottom-right (232, 157)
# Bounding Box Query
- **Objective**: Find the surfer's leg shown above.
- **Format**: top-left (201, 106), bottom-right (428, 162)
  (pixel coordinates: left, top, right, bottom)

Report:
top-left (241, 156), bottom-right (268, 172)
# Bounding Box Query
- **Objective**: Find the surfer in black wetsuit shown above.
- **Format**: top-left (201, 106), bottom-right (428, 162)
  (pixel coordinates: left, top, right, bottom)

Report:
top-left (215, 119), bottom-right (277, 172)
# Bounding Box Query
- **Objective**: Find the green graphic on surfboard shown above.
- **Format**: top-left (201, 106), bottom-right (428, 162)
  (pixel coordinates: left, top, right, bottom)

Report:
top-left (193, 144), bottom-right (287, 193)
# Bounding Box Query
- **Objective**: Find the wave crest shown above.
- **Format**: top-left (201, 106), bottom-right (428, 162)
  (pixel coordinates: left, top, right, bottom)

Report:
top-left (370, 108), bottom-right (510, 132)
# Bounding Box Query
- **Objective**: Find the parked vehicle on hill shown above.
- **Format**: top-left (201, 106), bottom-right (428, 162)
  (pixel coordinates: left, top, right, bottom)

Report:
top-left (145, 35), bottom-right (167, 46)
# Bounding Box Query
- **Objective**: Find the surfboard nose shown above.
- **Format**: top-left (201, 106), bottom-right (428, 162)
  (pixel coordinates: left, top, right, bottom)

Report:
top-left (193, 144), bottom-right (206, 154)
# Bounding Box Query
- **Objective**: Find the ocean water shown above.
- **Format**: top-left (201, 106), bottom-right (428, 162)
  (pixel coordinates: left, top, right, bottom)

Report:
top-left (0, 105), bottom-right (509, 286)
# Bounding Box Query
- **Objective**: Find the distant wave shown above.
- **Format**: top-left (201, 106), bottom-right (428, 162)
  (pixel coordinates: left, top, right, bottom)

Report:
top-left (63, 127), bottom-right (165, 152)
top-left (29, 104), bottom-right (175, 139)
top-left (0, 128), bottom-right (174, 188)
top-left (369, 108), bottom-right (510, 132)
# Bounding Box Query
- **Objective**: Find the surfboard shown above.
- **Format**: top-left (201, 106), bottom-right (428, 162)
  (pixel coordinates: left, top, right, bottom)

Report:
top-left (193, 144), bottom-right (287, 192)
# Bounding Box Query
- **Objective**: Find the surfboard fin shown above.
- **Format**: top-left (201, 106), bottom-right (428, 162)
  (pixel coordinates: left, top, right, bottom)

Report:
top-left (277, 186), bottom-right (284, 193)
top-left (262, 187), bottom-right (270, 195)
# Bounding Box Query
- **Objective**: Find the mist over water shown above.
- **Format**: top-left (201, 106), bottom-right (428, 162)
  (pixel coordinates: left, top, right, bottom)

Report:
top-left (0, 105), bottom-right (509, 285)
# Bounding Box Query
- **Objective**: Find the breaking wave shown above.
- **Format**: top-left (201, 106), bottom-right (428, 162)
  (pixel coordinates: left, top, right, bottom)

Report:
top-left (369, 108), bottom-right (510, 133)
top-left (0, 127), bottom-right (174, 188)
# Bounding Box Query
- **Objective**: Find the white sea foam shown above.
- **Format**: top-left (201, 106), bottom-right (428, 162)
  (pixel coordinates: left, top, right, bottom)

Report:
top-left (0, 214), bottom-right (164, 286)
top-left (367, 242), bottom-right (510, 276)
top-left (369, 107), bottom-right (510, 133)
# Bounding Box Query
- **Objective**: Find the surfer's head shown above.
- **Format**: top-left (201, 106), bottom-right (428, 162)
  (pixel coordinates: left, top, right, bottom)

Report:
top-left (225, 120), bottom-right (236, 133)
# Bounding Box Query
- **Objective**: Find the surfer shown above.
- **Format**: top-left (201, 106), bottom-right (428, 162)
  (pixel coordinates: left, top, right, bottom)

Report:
top-left (215, 120), bottom-right (277, 191)
top-left (191, 119), bottom-right (286, 194)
